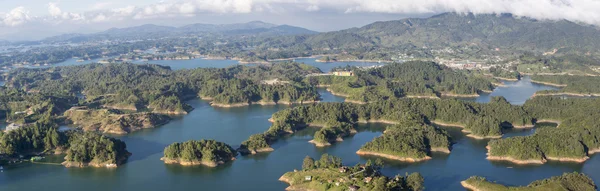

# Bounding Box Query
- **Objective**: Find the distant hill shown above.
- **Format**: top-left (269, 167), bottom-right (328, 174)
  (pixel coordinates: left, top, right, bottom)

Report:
top-left (272, 13), bottom-right (600, 55)
top-left (42, 21), bottom-right (317, 43)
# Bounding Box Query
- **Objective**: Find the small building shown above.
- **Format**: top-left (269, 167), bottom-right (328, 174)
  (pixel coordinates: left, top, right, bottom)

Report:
top-left (332, 71), bottom-right (354, 76)
top-left (339, 166), bottom-right (349, 173)
top-left (364, 177), bottom-right (373, 183)
top-left (305, 176), bottom-right (312, 181)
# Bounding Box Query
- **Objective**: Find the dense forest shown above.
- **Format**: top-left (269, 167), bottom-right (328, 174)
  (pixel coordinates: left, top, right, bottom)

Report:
top-left (488, 96), bottom-right (600, 163)
top-left (162, 139), bottom-right (236, 167)
top-left (280, 154), bottom-right (425, 191)
top-left (531, 75), bottom-right (600, 95)
top-left (305, 61), bottom-right (494, 102)
top-left (240, 96), bottom-right (532, 154)
top-left (358, 122), bottom-right (452, 161)
top-left (5, 62), bottom-right (322, 108)
top-left (462, 172), bottom-right (596, 191)
top-left (0, 119), bottom-right (130, 167)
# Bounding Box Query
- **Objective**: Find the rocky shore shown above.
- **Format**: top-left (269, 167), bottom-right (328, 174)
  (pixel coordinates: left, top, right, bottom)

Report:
top-left (355, 150), bottom-right (432, 162)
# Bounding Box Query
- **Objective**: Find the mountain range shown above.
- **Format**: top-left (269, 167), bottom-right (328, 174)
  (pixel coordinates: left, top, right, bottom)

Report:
top-left (42, 21), bottom-right (317, 43)
top-left (265, 13), bottom-right (600, 55)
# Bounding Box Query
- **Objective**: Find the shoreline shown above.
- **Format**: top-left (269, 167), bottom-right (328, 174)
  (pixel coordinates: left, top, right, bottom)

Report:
top-left (493, 77), bottom-right (520, 81)
top-left (430, 147), bottom-right (451, 154)
top-left (485, 146), bottom-right (589, 164)
top-left (325, 88), bottom-right (350, 97)
top-left (440, 93), bottom-right (480, 98)
top-left (405, 95), bottom-right (440, 99)
top-left (160, 157), bottom-right (234, 167)
top-left (431, 120), bottom-right (466, 128)
top-left (532, 92), bottom-right (600, 97)
top-left (61, 161), bottom-right (120, 168)
top-left (240, 147), bottom-right (275, 155)
top-left (308, 140), bottom-right (331, 147)
top-left (460, 181), bottom-right (482, 191)
top-left (210, 100), bottom-right (320, 108)
top-left (357, 119), bottom-right (399, 125)
top-left (529, 80), bottom-right (568, 87)
top-left (355, 150), bottom-right (431, 162)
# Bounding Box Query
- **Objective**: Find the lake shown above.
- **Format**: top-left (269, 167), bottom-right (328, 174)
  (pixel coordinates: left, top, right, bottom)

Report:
top-left (458, 76), bottom-right (560, 105)
top-left (1, 62), bottom-right (597, 191)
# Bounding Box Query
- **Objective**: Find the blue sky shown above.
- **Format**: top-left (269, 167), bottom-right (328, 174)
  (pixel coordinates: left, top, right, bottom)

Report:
top-left (1, 0), bottom-right (599, 41)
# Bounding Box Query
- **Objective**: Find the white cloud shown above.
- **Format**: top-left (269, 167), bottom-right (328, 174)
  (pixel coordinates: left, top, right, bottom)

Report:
top-left (4, 0), bottom-right (600, 27)
top-left (47, 2), bottom-right (85, 22)
top-left (2, 7), bottom-right (31, 26)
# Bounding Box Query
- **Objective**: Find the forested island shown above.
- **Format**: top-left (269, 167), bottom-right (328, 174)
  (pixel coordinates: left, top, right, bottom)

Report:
top-left (461, 172), bottom-right (596, 191)
top-left (0, 119), bottom-right (130, 168)
top-left (240, 96), bottom-right (528, 156)
top-left (305, 61), bottom-right (494, 103)
top-left (161, 140), bottom-right (236, 167)
top-left (531, 75), bottom-right (600, 97)
top-left (279, 154), bottom-right (424, 191)
top-left (487, 97), bottom-right (600, 164)
top-left (357, 122), bottom-right (452, 162)
top-left (241, 94), bottom-right (600, 165)
top-left (1, 62), bottom-right (322, 134)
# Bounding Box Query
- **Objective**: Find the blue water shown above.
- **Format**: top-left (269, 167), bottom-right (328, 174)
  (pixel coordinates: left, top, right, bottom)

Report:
top-left (2, 60), bottom-right (596, 191)
top-left (459, 76), bottom-right (560, 105)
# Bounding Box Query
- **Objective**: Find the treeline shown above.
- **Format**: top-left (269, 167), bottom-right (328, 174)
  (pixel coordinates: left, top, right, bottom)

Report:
top-left (463, 172), bottom-right (596, 191)
top-left (241, 96), bottom-right (532, 154)
top-left (281, 153), bottom-right (425, 191)
top-left (6, 62), bottom-right (321, 109)
top-left (488, 96), bottom-right (600, 162)
top-left (0, 119), bottom-right (130, 167)
top-left (531, 75), bottom-right (600, 94)
top-left (162, 140), bottom-right (236, 166)
top-left (360, 122), bottom-right (452, 160)
top-left (306, 61), bottom-right (494, 102)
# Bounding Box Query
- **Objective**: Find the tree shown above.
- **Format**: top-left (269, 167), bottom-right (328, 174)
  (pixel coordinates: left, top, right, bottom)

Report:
top-left (302, 156), bottom-right (315, 170)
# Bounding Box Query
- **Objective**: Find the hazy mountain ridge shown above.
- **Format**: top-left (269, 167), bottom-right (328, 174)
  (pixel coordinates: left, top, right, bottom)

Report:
top-left (42, 21), bottom-right (316, 43)
top-left (284, 13), bottom-right (600, 54)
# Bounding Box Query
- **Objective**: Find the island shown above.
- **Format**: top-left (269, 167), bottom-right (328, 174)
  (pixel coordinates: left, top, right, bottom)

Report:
top-left (305, 61), bottom-right (495, 103)
top-left (357, 123), bottom-right (452, 162)
top-left (279, 154), bottom-right (424, 191)
top-left (461, 172), bottom-right (596, 191)
top-left (0, 120), bottom-right (130, 168)
top-left (530, 75), bottom-right (600, 97)
top-left (487, 96), bottom-right (600, 164)
top-left (240, 96), bottom-right (531, 155)
top-left (161, 139), bottom-right (236, 167)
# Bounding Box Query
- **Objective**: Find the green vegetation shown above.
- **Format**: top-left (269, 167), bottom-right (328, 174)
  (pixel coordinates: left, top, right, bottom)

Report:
top-left (6, 62), bottom-right (321, 108)
top-left (306, 61), bottom-right (494, 102)
top-left (359, 122), bottom-right (451, 161)
top-left (63, 131), bottom-right (130, 167)
top-left (531, 75), bottom-right (600, 95)
top-left (162, 140), bottom-right (236, 167)
top-left (488, 96), bottom-right (600, 163)
top-left (516, 54), bottom-right (600, 75)
top-left (241, 96), bottom-right (530, 154)
top-left (63, 109), bottom-right (171, 134)
top-left (462, 172), bottom-right (596, 191)
top-left (0, 120), bottom-right (130, 168)
top-left (280, 154), bottom-right (424, 191)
